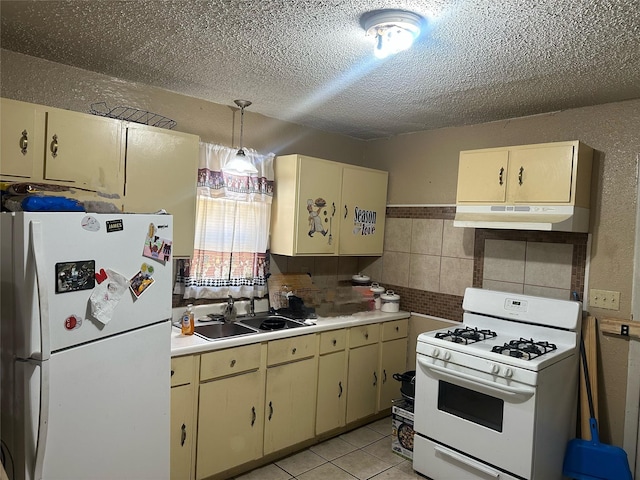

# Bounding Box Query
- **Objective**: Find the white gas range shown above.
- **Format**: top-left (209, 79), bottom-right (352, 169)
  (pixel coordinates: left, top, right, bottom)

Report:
top-left (413, 288), bottom-right (582, 480)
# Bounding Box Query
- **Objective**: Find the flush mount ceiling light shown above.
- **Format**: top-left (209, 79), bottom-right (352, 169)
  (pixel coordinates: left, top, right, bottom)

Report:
top-left (223, 99), bottom-right (258, 175)
top-left (363, 9), bottom-right (423, 59)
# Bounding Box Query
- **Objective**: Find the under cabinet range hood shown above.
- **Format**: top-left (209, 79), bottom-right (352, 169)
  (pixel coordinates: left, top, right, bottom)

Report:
top-left (453, 140), bottom-right (594, 233)
top-left (453, 205), bottom-right (590, 231)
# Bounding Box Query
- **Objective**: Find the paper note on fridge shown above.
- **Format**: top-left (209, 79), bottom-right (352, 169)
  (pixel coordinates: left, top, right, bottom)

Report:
top-left (89, 269), bottom-right (130, 325)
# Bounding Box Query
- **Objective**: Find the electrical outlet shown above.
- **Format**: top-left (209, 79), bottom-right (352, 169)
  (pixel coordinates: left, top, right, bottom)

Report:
top-left (589, 289), bottom-right (620, 310)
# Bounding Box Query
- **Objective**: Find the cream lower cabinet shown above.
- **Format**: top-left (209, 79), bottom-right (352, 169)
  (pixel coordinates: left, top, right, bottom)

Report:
top-left (316, 329), bottom-right (347, 435)
top-left (1, 97), bottom-right (122, 192)
top-left (270, 154), bottom-right (388, 256)
top-left (346, 324), bottom-right (381, 424)
top-left (377, 320), bottom-right (409, 411)
top-left (122, 123), bottom-right (199, 257)
top-left (264, 334), bottom-right (318, 454)
top-left (196, 344), bottom-right (265, 480)
top-left (171, 355), bottom-right (199, 480)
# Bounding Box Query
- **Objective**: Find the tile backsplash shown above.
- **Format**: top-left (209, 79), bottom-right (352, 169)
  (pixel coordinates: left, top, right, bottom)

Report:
top-left (175, 206), bottom-right (588, 322)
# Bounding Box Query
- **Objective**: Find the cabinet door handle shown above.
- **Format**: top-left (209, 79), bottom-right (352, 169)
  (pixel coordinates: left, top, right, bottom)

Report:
top-left (344, 205), bottom-right (348, 219)
top-left (383, 369), bottom-right (387, 384)
top-left (373, 371), bottom-right (377, 386)
top-left (498, 167), bottom-right (504, 185)
top-left (251, 406), bottom-right (256, 426)
top-left (338, 381), bottom-right (343, 398)
top-left (268, 401), bottom-right (273, 421)
top-left (20, 130), bottom-right (28, 155)
top-left (50, 134), bottom-right (58, 158)
top-left (518, 166), bottom-right (524, 185)
top-left (171, 370), bottom-right (175, 376)
top-left (230, 359), bottom-right (236, 367)
top-left (332, 202), bottom-right (336, 217)
top-left (180, 423), bottom-right (186, 447)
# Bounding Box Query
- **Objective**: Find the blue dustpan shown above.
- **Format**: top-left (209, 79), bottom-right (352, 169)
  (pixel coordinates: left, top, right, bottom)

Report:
top-left (563, 337), bottom-right (633, 480)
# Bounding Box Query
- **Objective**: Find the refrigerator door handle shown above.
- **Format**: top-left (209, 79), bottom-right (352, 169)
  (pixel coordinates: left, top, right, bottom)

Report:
top-left (32, 358), bottom-right (51, 480)
top-left (30, 221), bottom-right (51, 361)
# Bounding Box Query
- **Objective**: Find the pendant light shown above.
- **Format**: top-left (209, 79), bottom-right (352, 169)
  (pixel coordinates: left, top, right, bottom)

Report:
top-left (223, 99), bottom-right (258, 175)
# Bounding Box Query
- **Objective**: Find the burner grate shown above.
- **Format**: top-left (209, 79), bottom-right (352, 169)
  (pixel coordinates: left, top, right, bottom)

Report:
top-left (436, 327), bottom-right (497, 345)
top-left (491, 338), bottom-right (557, 360)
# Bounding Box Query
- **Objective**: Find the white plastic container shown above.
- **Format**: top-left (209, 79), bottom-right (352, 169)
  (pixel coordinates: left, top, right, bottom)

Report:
top-left (352, 273), bottom-right (371, 286)
top-left (380, 290), bottom-right (400, 312)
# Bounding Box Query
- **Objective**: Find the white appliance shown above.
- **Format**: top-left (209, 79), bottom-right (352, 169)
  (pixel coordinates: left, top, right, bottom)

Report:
top-left (1, 212), bottom-right (173, 480)
top-left (413, 288), bottom-right (581, 480)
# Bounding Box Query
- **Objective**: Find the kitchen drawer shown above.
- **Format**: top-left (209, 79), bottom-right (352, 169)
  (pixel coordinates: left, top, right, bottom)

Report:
top-left (348, 324), bottom-right (380, 348)
top-left (319, 329), bottom-right (347, 355)
top-left (171, 355), bottom-right (195, 387)
top-left (382, 319), bottom-right (408, 341)
top-left (268, 334), bottom-right (317, 366)
top-left (200, 343), bottom-right (262, 381)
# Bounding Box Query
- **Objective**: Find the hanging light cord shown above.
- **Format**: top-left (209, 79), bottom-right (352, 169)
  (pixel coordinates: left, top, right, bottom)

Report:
top-left (238, 105), bottom-right (246, 156)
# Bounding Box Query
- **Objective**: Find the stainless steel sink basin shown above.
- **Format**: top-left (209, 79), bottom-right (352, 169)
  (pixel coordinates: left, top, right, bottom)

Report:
top-left (193, 322), bottom-right (258, 340)
top-left (237, 314), bottom-right (308, 331)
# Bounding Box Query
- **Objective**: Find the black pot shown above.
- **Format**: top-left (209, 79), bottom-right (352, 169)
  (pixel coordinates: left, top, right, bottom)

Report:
top-left (393, 370), bottom-right (416, 401)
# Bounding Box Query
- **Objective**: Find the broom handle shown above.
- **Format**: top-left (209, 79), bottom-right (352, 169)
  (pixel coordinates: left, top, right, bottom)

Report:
top-left (580, 335), bottom-right (596, 420)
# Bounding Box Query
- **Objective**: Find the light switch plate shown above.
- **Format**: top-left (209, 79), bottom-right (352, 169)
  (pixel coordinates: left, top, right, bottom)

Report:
top-left (589, 289), bottom-right (620, 310)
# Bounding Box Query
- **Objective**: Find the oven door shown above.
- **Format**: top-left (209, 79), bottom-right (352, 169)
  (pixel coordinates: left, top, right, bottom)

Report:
top-left (414, 354), bottom-right (536, 479)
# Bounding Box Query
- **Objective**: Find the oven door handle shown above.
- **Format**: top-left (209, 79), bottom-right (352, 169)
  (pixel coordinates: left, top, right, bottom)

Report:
top-left (418, 358), bottom-right (535, 398)
top-left (433, 444), bottom-right (500, 478)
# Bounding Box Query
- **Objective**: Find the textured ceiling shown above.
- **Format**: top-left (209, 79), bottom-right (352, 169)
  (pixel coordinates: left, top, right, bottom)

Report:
top-left (1, 0), bottom-right (639, 140)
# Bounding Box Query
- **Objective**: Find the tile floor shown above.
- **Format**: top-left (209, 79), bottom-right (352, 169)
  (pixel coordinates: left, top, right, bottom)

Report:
top-left (233, 417), bottom-right (425, 480)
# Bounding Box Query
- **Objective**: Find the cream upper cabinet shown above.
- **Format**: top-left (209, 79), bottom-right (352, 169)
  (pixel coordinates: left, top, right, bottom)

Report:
top-left (456, 141), bottom-right (593, 207)
top-left (338, 165), bottom-right (388, 255)
top-left (1, 98), bottom-right (122, 193)
top-left (122, 123), bottom-right (199, 257)
top-left (1, 98), bottom-right (39, 178)
top-left (270, 154), bottom-right (388, 256)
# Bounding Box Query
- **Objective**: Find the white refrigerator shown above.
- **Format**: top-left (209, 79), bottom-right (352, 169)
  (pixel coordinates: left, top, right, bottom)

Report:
top-left (1, 212), bottom-right (173, 480)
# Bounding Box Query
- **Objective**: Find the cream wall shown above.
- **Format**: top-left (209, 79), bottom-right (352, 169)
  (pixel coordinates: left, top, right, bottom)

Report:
top-left (3, 47), bottom-right (639, 448)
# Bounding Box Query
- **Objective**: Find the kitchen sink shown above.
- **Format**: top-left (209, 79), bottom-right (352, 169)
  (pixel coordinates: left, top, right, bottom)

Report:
top-left (193, 322), bottom-right (258, 340)
top-left (236, 314), bottom-right (308, 331)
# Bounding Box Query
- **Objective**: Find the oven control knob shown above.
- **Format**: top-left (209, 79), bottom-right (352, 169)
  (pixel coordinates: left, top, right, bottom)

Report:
top-left (491, 364), bottom-right (500, 374)
top-left (504, 368), bottom-right (514, 378)
top-left (432, 348), bottom-right (440, 358)
top-left (443, 351), bottom-right (451, 361)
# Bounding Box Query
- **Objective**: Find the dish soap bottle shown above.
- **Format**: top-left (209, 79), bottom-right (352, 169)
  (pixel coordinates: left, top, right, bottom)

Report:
top-left (181, 304), bottom-right (194, 335)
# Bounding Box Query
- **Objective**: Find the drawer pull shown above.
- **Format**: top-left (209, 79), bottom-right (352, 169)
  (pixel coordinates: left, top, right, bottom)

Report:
top-left (338, 381), bottom-right (343, 398)
top-left (20, 130), bottom-right (28, 154)
top-left (251, 406), bottom-right (256, 426)
top-left (268, 401), bottom-right (273, 421)
top-left (332, 339), bottom-right (337, 346)
top-left (373, 371), bottom-right (377, 386)
top-left (292, 347), bottom-right (297, 355)
top-left (364, 333), bottom-right (369, 340)
top-left (395, 326), bottom-right (399, 332)
top-left (171, 370), bottom-right (175, 376)
top-left (230, 359), bottom-right (236, 367)
top-left (50, 134), bottom-right (58, 157)
top-left (180, 423), bottom-right (186, 447)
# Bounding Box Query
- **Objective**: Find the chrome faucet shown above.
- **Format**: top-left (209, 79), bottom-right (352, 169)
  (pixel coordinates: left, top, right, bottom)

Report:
top-left (249, 296), bottom-right (256, 316)
top-left (223, 295), bottom-right (236, 322)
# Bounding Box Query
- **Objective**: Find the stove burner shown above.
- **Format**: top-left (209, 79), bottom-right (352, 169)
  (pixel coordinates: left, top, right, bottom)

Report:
top-left (435, 327), bottom-right (497, 345)
top-left (491, 338), bottom-right (557, 360)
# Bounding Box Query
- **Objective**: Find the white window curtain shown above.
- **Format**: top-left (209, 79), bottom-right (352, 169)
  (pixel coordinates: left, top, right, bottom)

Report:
top-left (174, 142), bottom-right (275, 299)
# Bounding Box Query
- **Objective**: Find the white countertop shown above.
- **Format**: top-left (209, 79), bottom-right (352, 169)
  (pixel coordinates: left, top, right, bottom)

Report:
top-left (171, 310), bottom-right (410, 357)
